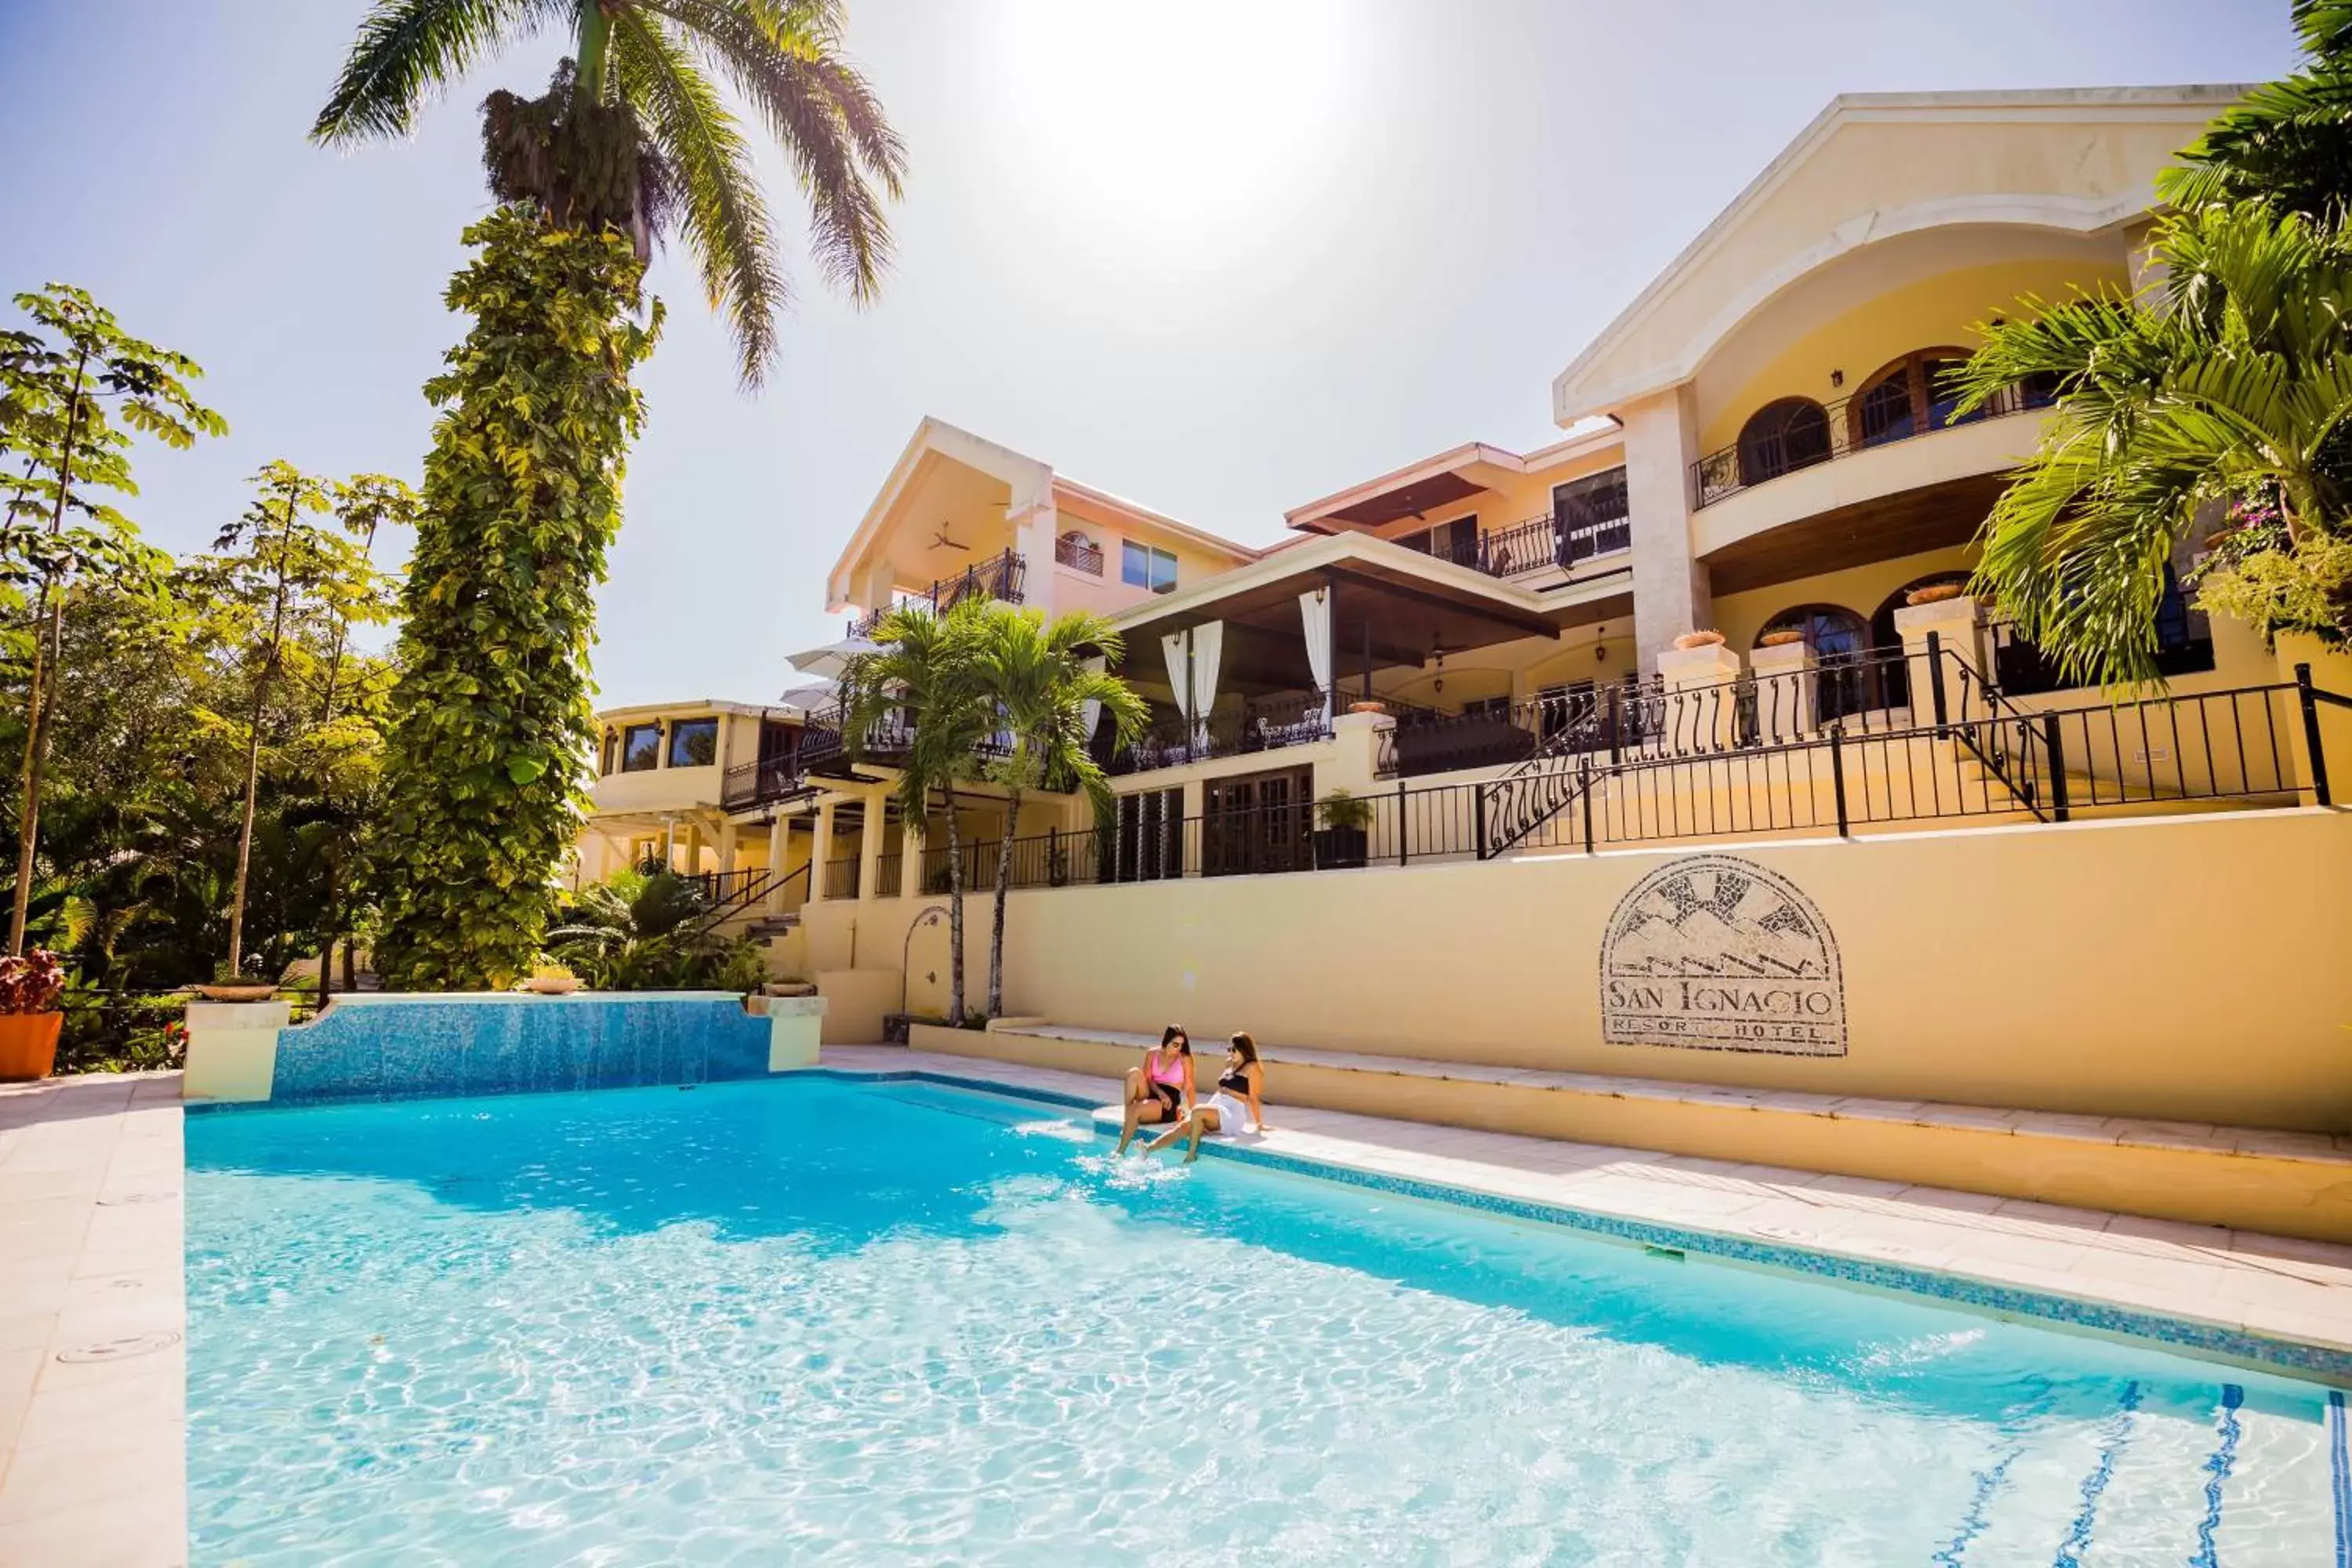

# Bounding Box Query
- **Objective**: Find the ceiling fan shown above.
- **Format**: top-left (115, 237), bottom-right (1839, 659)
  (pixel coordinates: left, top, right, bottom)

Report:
top-left (928, 524), bottom-right (971, 553)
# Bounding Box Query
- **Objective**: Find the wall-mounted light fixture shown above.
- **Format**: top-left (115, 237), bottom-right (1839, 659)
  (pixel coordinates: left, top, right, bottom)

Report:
top-left (1829, 368), bottom-right (1845, 390)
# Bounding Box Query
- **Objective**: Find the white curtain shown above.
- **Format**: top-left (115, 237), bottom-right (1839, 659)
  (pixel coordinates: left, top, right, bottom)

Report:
top-left (1158, 623), bottom-right (1225, 756)
top-left (1078, 654), bottom-right (1105, 741)
top-left (1298, 588), bottom-right (1334, 724)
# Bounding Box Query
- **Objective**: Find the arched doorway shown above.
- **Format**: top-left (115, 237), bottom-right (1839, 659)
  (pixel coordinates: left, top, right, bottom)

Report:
top-left (1737, 398), bottom-right (1833, 488)
top-left (1756, 604), bottom-right (1872, 722)
top-left (1847, 348), bottom-right (1980, 448)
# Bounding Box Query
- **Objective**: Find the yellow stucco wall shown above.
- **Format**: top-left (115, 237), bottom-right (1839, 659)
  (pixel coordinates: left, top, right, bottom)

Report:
top-left (1696, 256), bottom-right (2131, 456)
top-left (811, 807), bottom-right (2352, 1132)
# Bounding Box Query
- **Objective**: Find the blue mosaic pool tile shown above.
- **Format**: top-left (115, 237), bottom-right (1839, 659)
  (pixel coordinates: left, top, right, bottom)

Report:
top-left (266, 996), bottom-right (774, 1107)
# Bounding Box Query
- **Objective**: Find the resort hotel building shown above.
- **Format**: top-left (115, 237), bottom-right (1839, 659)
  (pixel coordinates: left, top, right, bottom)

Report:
top-left (573, 85), bottom-right (2350, 1238)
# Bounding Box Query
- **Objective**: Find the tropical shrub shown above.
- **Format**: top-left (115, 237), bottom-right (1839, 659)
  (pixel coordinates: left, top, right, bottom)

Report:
top-left (368, 210), bottom-right (660, 990)
top-left (545, 869), bottom-right (766, 992)
top-left (0, 947), bottom-right (64, 1012)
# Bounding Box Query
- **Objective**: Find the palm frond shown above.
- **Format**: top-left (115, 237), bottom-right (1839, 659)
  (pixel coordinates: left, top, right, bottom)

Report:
top-left (311, 0), bottom-right (572, 146)
top-left (640, 0), bottom-right (905, 303)
top-left (609, 9), bottom-right (785, 387)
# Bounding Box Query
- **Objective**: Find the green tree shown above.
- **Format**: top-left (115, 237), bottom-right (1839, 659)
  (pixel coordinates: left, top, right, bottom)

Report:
top-left (967, 606), bottom-right (1144, 1018)
top-left (311, 0), bottom-right (906, 388)
top-left (369, 211), bottom-right (661, 989)
top-left (839, 598), bottom-right (996, 1022)
top-left (0, 285), bottom-right (224, 953)
top-left (2163, 2), bottom-right (2352, 220)
top-left (1958, 13), bottom-right (2352, 687)
top-left (203, 462), bottom-right (399, 976)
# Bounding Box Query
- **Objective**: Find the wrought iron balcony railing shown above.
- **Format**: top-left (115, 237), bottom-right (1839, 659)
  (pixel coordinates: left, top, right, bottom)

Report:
top-left (1690, 376), bottom-right (2058, 510)
top-left (847, 547), bottom-right (1030, 639)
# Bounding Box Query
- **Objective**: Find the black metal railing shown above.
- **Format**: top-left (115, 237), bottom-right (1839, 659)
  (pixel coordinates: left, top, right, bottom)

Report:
top-left (903, 670), bottom-right (2336, 893)
top-left (1471, 508), bottom-right (1634, 579)
top-left (874, 848), bottom-right (902, 898)
top-left (1054, 535), bottom-right (1105, 575)
top-left (1109, 689), bottom-right (1334, 775)
top-left (847, 547), bottom-right (1029, 639)
top-left (822, 855), bottom-right (860, 900)
top-left (1690, 377), bottom-right (2058, 509)
top-left (720, 752), bottom-right (809, 810)
top-left (681, 867), bottom-right (770, 906)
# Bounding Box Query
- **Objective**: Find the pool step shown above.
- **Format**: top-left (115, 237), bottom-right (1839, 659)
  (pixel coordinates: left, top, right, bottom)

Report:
top-left (906, 1019), bottom-right (2352, 1245)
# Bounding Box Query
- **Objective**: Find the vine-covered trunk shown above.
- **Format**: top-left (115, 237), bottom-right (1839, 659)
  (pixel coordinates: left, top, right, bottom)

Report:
top-left (370, 209), bottom-right (659, 990)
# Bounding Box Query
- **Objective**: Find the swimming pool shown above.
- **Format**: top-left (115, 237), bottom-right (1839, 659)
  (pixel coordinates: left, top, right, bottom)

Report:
top-left (186, 1075), bottom-right (2350, 1564)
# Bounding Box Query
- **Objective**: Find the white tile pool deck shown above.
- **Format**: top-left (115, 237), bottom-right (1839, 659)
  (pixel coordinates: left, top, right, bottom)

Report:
top-left (2, 1055), bottom-right (2349, 1566)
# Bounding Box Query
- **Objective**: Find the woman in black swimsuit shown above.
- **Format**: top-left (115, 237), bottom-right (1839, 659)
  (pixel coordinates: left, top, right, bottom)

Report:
top-left (1146, 1033), bottom-right (1268, 1163)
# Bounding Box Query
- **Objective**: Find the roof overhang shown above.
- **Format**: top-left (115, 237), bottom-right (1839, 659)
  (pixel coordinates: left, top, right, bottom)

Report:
top-left (1108, 533), bottom-right (1629, 691)
top-left (1549, 85), bottom-right (2250, 425)
top-left (1284, 424), bottom-right (1621, 534)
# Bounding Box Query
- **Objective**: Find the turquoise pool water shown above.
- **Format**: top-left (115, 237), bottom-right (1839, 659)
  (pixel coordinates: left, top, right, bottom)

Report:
top-left (186, 1076), bottom-right (2349, 1564)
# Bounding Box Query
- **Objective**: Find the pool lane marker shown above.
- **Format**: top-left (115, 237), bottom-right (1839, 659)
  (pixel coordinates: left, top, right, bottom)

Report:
top-left (2051, 1381), bottom-right (2141, 1568)
top-left (2330, 1389), bottom-right (2350, 1568)
top-left (2187, 1385), bottom-right (2243, 1568)
top-left (1930, 1375), bottom-right (2054, 1566)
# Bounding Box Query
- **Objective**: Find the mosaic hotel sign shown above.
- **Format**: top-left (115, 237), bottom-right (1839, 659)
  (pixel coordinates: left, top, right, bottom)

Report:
top-left (1599, 855), bottom-right (1846, 1057)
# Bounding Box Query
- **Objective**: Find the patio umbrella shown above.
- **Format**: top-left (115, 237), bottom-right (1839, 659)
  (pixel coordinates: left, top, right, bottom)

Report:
top-left (784, 636), bottom-right (877, 681)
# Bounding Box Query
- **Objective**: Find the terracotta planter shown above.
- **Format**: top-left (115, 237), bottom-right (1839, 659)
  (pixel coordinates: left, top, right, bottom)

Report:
top-left (524, 975), bottom-right (581, 995)
top-left (1905, 583), bottom-right (1967, 607)
top-left (1672, 630), bottom-right (1726, 650)
top-left (195, 984), bottom-right (277, 1003)
top-left (0, 1012), bottom-right (61, 1081)
top-left (1347, 700), bottom-right (1387, 715)
top-left (1758, 629), bottom-right (1807, 648)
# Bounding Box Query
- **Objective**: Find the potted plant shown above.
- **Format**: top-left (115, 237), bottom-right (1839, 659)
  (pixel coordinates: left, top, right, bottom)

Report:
top-left (524, 960), bottom-right (581, 996)
top-left (196, 960), bottom-right (277, 1004)
top-left (1312, 789), bottom-right (1373, 869)
top-left (0, 949), bottom-right (66, 1080)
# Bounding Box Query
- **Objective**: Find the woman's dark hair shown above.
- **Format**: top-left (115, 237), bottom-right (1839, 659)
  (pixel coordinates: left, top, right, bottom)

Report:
top-left (1229, 1032), bottom-right (1258, 1066)
top-left (1160, 1025), bottom-right (1191, 1054)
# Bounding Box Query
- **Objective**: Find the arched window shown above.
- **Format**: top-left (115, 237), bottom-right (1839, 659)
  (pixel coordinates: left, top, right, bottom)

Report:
top-left (1756, 604), bottom-right (1875, 721)
top-left (1849, 349), bottom-right (1979, 448)
top-left (1737, 398), bottom-right (1832, 488)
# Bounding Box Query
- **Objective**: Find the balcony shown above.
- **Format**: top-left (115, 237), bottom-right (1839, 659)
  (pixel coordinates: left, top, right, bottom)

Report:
top-left (1692, 377), bottom-right (2057, 510)
top-left (1053, 533), bottom-right (1105, 575)
top-left (1106, 688), bottom-right (1334, 775)
top-left (847, 547), bottom-right (1029, 639)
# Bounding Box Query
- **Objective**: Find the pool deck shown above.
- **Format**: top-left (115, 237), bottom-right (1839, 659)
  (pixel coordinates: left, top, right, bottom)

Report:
top-left (0, 1073), bottom-right (187, 1568)
top-left (2, 1058), bottom-right (2349, 1566)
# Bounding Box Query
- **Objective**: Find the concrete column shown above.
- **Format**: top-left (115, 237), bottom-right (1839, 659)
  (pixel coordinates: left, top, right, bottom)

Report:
top-left (1620, 386), bottom-right (1714, 674)
top-left (1008, 499), bottom-right (1058, 619)
top-left (811, 797), bottom-right (837, 902)
top-left (716, 818), bottom-right (739, 875)
top-left (1656, 641), bottom-right (1742, 751)
top-left (899, 817), bottom-right (927, 898)
top-left (764, 819), bottom-right (790, 913)
top-left (1749, 641), bottom-right (1819, 740)
top-left (856, 787), bottom-right (887, 902)
top-left (1894, 595), bottom-right (1988, 729)
top-left (1317, 711), bottom-right (1391, 800)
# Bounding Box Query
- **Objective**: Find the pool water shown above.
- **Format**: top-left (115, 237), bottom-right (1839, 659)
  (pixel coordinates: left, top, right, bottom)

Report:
top-left (185, 1076), bottom-right (2348, 1565)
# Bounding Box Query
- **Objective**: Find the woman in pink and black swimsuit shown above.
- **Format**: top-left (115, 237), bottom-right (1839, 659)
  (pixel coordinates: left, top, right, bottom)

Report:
top-left (1116, 1025), bottom-right (1193, 1154)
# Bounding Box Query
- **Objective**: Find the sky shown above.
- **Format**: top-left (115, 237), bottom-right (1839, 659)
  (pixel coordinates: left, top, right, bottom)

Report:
top-left (0, 0), bottom-right (2301, 709)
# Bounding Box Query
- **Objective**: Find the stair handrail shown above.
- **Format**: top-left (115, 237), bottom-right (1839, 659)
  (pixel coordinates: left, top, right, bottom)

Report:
top-left (687, 866), bottom-right (788, 936)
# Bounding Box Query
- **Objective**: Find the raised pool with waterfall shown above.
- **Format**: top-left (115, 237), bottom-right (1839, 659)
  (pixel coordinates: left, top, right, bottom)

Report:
top-left (185, 1073), bottom-right (2350, 1564)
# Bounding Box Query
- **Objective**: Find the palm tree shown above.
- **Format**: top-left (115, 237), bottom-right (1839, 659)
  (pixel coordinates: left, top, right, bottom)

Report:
top-left (311, 0), bottom-right (906, 388)
top-left (1953, 198), bottom-right (2352, 687)
top-left (967, 606), bottom-right (1145, 1019)
top-left (2161, 1), bottom-right (2352, 222)
top-left (838, 598), bottom-right (996, 1023)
